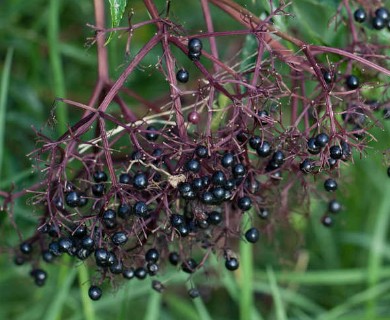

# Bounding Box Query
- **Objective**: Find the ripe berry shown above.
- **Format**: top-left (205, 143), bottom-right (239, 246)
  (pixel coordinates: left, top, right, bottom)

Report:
top-left (324, 178), bottom-right (338, 192)
top-left (169, 252), bottom-right (180, 266)
top-left (42, 250), bottom-right (55, 263)
top-left (195, 145), bottom-right (208, 158)
top-left (321, 215), bottom-right (334, 227)
top-left (93, 170), bottom-right (108, 183)
top-left (119, 173), bottom-right (132, 184)
top-left (133, 201), bottom-right (148, 217)
top-left (110, 260), bottom-right (124, 274)
top-left (65, 191), bottom-right (80, 207)
top-left (131, 150), bottom-right (143, 160)
top-left (329, 145), bottom-right (343, 159)
top-left (118, 203), bottom-right (132, 219)
top-left (123, 268), bottom-right (135, 280)
top-left (307, 138), bottom-right (321, 154)
top-left (300, 158), bottom-right (314, 173)
top-left (92, 183), bottom-right (105, 197)
top-left (49, 241), bottom-right (62, 256)
top-left (237, 196), bottom-right (252, 211)
top-left (249, 136), bottom-right (261, 149)
top-left (133, 172), bottom-right (148, 189)
top-left (145, 126), bottom-right (159, 141)
top-left (257, 110), bottom-right (269, 124)
top-left (221, 152), bottom-right (234, 167)
top-left (88, 285), bottom-right (102, 301)
top-left (111, 231), bottom-right (128, 246)
top-left (322, 70), bottom-right (334, 83)
top-left (58, 237), bottom-right (75, 254)
top-left (188, 51), bottom-right (201, 61)
top-left (181, 258), bottom-right (197, 273)
top-left (192, 177), bottom-right (204, 191)
top-left (245, 178), bottom-right (260, 194)
top-left (31, 269), bottom-right (47, 287)
top-left (147, 263), bottom-right (159, 276)
top-left (145, 248), bottom-right (159, 263)
top-left (176, 69), bottom-right (189, 83)
top-left (20, 242), bottom-right (33, 254)
top-left (354, 8), bottom-right (366, 23)
top-left (272, 150), bottom-right (285, 166)
top-left (207, 211), bottom-right (222, 225)
top-left (375, 7), bottom-right (389, 21)
top-left (372, 16), bottom-right (386, 30)
top-left (328, 157), bottom-right (338, 168)
top-left (188, 111), bottom-right (200, 124)
top-left (14, 256), bottom-right (25, 266)
top-left (178, 224), bottom-right (190, 237)
top-left (232, 163), bottom-right (246, 178)
top-left (211, 170), bottom-right (226, 186)
top-left (135, 267), bottom-right (148, 279)
top-left (185, 159), bottom-right (201, 173)
top-left (245, 227), bottom-right (260, 243)
top-left (225, 257), bottom-right (239, 271)
top-left (236, 131), bottom-right (248, 143)
top-left (328, 199), bottom-right (342, 213)
top-left (200, 191), bottom-right (215, 204)
top-left (81, 236), bottom-right (95, 249)
top-left (258, 208), bottom-right (270, 219)
top-left (256, 141), bottom-right (272, 157)
top-left (170, 214), bottom-right (185, 227)
top-left (188, 38), bottom-right (202, 53)
top-left (211, 187), bottom-right (226, 202)
top-left (315, 133), bottom-right (329, 148)
top-left (102, 209), bottom-right (117, 229)
top-left (345, 75), bottom-right (359, 90)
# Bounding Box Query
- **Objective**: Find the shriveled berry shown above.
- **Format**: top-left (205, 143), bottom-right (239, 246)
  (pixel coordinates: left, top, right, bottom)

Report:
top-left (245, 227), bottom-right (260, 243)
top-left (176, 69), bottom-right (189, 83)
top-left (147, 263), bottom-right (159, 275)
top-left (225, 257), bottom-right (239, 271)
top-left (237, 196), bottom-right (252, 211)
top-left (88, 285), bottom-right (102, 301)
top-left (345, 75), bottom-right (359, 90)
top-left (111, 231), bottom-right (128, 246)
top-left (328, 199), bottom-right (342, 213)
top-left (324, 178), bottom-right (338, 192)
top-left (354, 8), bottom-right (366, 23)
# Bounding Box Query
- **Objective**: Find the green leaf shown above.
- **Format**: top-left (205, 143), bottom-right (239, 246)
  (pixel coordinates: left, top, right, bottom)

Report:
top-left (107, 0), bottom-right (128, 45)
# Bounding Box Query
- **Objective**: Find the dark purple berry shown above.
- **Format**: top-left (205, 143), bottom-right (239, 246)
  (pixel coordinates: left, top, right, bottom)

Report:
top-left (111, 231), bottom-right (128, 246)
top-left (345, 75), bottom-right (359, 90)
top-left (65, 191), bottom-right (80, 207)
top-left (181, 258), bottom-right (197, 273)
top-left (119, 173), bottom-right (131, 184)
top-left (354, 8), bottom-right (366, 23)
top-left (92, 183), bottom-right (105, 196)
top-left (185, 159), bottom-right (201, 173)
top-left (93, 170), bottom-right (108, 183)
top-left (321, 215), bottom-right (334, 227)
top-left (375, 7), bottom-right (389, 21)
top-left (145, 248), bottom-right (159, 263)
top-left (237, 196), bottom-right (252, 211)
top-left (256, 141), bottom-right (272, 157)
top-left (300, 158), bottom-right (314, 173)
top-left (145, 126), bottom-right (159, 141)
top-left (324, 178), bottom-right (338, 192)
top-left (307, 138), bottom-right (321, 154)
top-left (133, 201), bottom-right (148, 217)
top-left (195, 145), bottom-right (208, 158)
top-left (221, 152), bottom-right (234, 167)
top-left (188, 38), bottom-right (202, 53)
top-left (176, 69), bottom-right (189, 83)
top-left (315, 133), bottom-right (329, 148)
top-left (328, 199), bottom-right (342, 213)
top-left (225, 257), bottom-right (239, 271)
top-left (330, 145), bottom-right (343, 160)
top-left (88, 285), bottom-right (102, 301)
top-left (135, 267), bottom-right (148, 279)
top-left (20, 242), bottom-right (33, 255)
top-left (245, 227), bottom-right (260, 243)
top-left (169, 252), bottom-right (180, 265)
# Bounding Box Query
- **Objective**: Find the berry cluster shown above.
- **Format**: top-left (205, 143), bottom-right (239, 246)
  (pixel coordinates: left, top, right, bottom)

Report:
top-left (354, 6), bottom-right (390, 30)
top-left (2, 1), bottom-right (390, 300)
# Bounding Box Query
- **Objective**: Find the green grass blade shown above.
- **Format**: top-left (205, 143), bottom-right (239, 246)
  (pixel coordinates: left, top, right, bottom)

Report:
top-left (143, 290), bottom-right (162, 320)
top-left (0, 47), bottom-right (14, 179)
top-left (77, 264), bottom-right (96, 320)
top-left (266, 266), bottom-right (287, 320)
top-left (48, 0), bottom-right (67, 134)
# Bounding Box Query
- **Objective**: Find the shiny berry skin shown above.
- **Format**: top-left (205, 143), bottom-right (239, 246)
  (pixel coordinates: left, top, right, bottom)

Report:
top-left (48, 241), bottom-right (62, 256)
top-left (195, 145), bottom-right (208, 158)
top-left (245, 227), bottom-right (260, 243)
top-left (188, 111), bottom-right (200, 124)
top-left (245, 178), bottom-right (260, 194)
top-left (65, 191), bottom-right (80, 207)
top-left (88, 285), bottom-right (102, 301)
top-left (181, 258), bottom-right (198, 273)
top-left (118, 203), bottom-right (132, 219)
top-left (58, 237), bottom-right (75, 254)
top-left (324, 178), bottom-right (338, 192)
top-left (92, 183), bottom-right (105, 196)
top-left (372, 16), bottom-right (386, 30)
top-left (81, 236), bottom-right (95, 249)
top-left (321, 215), bottom-right (333, 227)
top-left (225, 257), bottom-right (239, 271)
top-left (249, 136), bottom-right (261, 149)
top-left (192, 177), bottom-right (204, 191)
top-left (328, 199), bottom-right (342, 213)
top-left (133, 201), bottom-right (148, 217)
top-left (207, 211), bottom-right (222, 225)
top-left (256, 141), bottom-right (272, 157)
top-left (345, 75), bottom-right (359, 90)
top-left (211, 170), bottom-right (226, 186)
top-left (123, 268), bottom-right (135, 279)
top-left (272, 151), bottom-right (285, 166)
top-left (257, 110), bottom-right (269, 124)
top-left (307, 138), bottom-right (321, 154)
top-left (188, 51), bottom-right (201, 61)
top-left (20, 242), bottom-right (33, 254)
top-left (169, 252), bottom-right (180, 265)
top-left (221, 152), bottom-right (234, 167)
top-left (328, 157), bottom-right (338, 168)
top-left (147, 263), bottom-right (159, 276)
top-left (178, 224), bottom-right (190, 237)
top-left (170, 214), bottom-right (185, 227)
top-left (354, 8), bottom-right (366, 23)
top-left (300, 158), bottom-right (314, 173)
top-left (176, 69), bottom-right (189, 83)
top-left (145, 126), bottom-right (159, 141)
top-left (133, 172), bottom-right (148, 189)
top-left (135, 267), bottom-right (148, 279)
top-left (93, 170), bottom-right (108, 183)
top-left (211, 187), bottom-right (225, 202)
top-left (375, 7), bottom-right (389, 21)
top-left (119, 173), bottom-right (132, 184)
top-left (188, 38), bottom-right (202, 53)
top-left (322, 70), bottom-right (334, 83)
top-left (14, 256), bottom-right (25, 266)
top-left (131, 150), bottom-right (143, 160)
top-left (185, 159), bottom-right (201, 173)
top-left (188, 288), bottom-right (200, 299)
top-left (329, 145), bottom-right (343, 159)
top-left (315, 133), bottom-right (329, 148)
top-left (102, 209), bottom-right (117, 229)
top-left (31, 268), bottom-right (47, 286)
top-left (258, 208), bottom-right (270, 219)
top-left (232, 163), bottom-right (246, 178)
top-left (110, 260), bottom-right (123, 274)
top-left (42, 250), bottom-right (55, 263)
top-left (236, 131), bottom-right (248, 143)
top-left (111, 231), bottom-right (128, 246)
top-left (145, 248), bottom-right (159, 263)
top-left (237, 196), bottom-right (252, 211)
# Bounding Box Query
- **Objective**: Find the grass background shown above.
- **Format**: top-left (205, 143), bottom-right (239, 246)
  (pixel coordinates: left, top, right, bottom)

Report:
top-left (0, 0), bottom-right (390, 319)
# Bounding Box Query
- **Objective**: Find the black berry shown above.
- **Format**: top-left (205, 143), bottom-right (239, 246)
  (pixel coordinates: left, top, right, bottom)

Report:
top-left (328, 199), bottom-right (342, 213)
top-left (225, 257), bottom-right (239, 271)
top-left (324, 178), bottom-right (338, 192)
top-left (195, 145), bottom-right (208, 158)
top-left (176, 69), bottom-right (189, 83)
top-left (244, 227), bottom-right (260, 243)
top-left (329, 145), bottom-right (343, 160)
top-left (111, 231), bottom-right (128, 246)
top-left (93, 170), bottom-right (108, 183)
top-left (133, 201), bottom-right (148, 217)
top-left (375, 7), bottom-right (389, 21)
top-left (88, 285), bottom-right (102, 301)
top-left (353, 8), bottom-right (366, 23)
top-left (133, 172), bottom-right (148, 189)
top-left (256, 141), bottom-right (272, 157)
top-left (169, 252), bottom-right (180, 266)
top-left (321, 215), bottom-right (334, 227)
top-left (145, 248), bottom-right (159, 263)
top-left (145, 126), bottom-right (159, 141)
top-left (237, 196), bottom-right (252, 211)
top-left (185, 159), bottom-right (201, 173)
top-left (315, 133), bottom-right (329, 148)
top-left (345, 75), bottom-right (359, 90)
top-left (188, 38), bottom-right (202, 53)
top-left (221, 152), bottom-right (234, 167)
